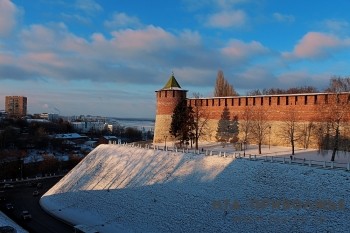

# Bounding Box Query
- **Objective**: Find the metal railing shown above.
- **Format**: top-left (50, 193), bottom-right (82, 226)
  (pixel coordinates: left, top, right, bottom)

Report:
top-left (109, 141), bottom-right (350, 172)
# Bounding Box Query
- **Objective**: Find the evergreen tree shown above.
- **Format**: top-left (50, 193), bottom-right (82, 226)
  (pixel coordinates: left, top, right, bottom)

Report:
top-left (216, 107), bottom-right (231, 143)
top-left (170, 100), bottom-right (194, 147)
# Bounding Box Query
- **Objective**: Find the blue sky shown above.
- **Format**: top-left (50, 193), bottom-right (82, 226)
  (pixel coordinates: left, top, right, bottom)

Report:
top-left (1, 0), bottom-right (350, 118)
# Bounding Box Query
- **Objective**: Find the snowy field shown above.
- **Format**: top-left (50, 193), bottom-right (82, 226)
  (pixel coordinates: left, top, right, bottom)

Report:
top-left (40, 144), bottom-right (350, 233)
top-left (0, 211), bottom-right (28, 233)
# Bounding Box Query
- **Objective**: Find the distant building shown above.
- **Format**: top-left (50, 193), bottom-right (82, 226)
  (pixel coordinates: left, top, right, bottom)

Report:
top-left (107, 124), bottom-right (113, 132)
top-left (99, 135), bottom-right (119, 145)
top-left (5, 96), bottom-right (27, 117)
top-left (39, 113), bottom-right (59, 121)
top-left (0, 110), bottom-right (7, 119)
top-left (71, 121), bottom-right (107, 133)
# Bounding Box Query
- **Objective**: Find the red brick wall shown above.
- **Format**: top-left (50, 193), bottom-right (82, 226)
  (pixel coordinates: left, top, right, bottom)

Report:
top-left (154, 91), bottom-right (350, 143)
top-left (155, 90), bottom-right (187, 115)
top-left (187, 93), bottom-right (350, 122)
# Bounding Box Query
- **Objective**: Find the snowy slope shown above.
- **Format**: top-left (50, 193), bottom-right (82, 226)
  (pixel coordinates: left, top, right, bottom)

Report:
top-left (40, 144), bottom-right (350, 233)
top-left (0, 211), bottom-right (28, 233)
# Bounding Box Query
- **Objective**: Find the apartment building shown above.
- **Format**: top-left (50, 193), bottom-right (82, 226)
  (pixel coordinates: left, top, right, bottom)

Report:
top-left (5, 96), bottom-right (27, 117)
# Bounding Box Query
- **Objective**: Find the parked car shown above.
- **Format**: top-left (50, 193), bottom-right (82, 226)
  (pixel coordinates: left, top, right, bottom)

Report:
top-left (0, 226), bottom-right (16, 233)
top-left (3, 184), bottom-right (14, 189)
top-left (32, 190), bottom-right (39, 196)
top-left (5, 203), bottom-right (14, 210)
top-left (21, 210), bottom-right (32, 220)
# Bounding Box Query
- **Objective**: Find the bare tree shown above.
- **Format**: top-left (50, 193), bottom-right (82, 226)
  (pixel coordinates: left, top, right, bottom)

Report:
top-left (321, 77), bottom-right (350, 161)
top-left (191, 93), bottom-right (210, 150)
top-left (321, 94), bottom-right (350, 161)
top-left (249, 107), bottom-right (270, 154)
top-left (279, 107), bottom-right (302, 155)
top-left (300, 122), bottom-right (315, 149)
top-left (214, 70), bottom-right (238, 97)
top-left (240, 106), bottom-right (253, 151)
top-left (325, 76), bottom-right (350, 92)
top-left (247, 86), bottom-right (318, 96)
top-left (314, 122), bottom-right (329, 154)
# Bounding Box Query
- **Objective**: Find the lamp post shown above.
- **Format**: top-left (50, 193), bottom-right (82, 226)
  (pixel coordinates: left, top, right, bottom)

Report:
top-left (18, 158), bottom-right (23, 180)
top-left (269, 126), bottom-right (271, 150)
top-left (243, 140), bottom-right (246, 157)
top-left (164, 135), bottom-right (167, 150)
top-left (318, 127), bottom-right (322, 153)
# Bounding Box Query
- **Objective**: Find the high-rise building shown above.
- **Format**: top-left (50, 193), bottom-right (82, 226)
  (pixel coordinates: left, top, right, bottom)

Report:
top-left (5, 96), bottom-right (27, 117)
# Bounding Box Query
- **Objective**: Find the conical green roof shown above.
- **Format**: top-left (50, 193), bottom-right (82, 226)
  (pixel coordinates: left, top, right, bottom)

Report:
top-left (163, 73), bottom-right (181, 90)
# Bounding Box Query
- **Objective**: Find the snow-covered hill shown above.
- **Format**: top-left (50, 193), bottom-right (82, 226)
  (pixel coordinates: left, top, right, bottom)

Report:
top-left (40, 144), bottom-right (350, 233)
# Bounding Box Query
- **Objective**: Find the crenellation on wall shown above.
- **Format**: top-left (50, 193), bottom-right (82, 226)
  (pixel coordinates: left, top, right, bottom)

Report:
top-left (154, 76), bottom-right (350, 147)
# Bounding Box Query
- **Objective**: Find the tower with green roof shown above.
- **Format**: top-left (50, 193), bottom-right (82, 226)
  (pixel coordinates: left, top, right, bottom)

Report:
top-left (153, 73), bottom-right (187, 143)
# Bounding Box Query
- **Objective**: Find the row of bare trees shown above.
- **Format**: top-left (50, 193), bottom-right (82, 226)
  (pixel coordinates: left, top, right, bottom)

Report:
top-left (169, 93), bottom-right (210, 150)
top-left (169, 74), bottom-right (350, 161)
top-left (238, 92), bottom-right (350, 161)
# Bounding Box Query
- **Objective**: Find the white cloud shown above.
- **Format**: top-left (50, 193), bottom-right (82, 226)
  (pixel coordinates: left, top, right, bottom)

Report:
top-left (104, 12), bottom-right (142, 29)
top-left (61, 13), bottom-right (91, 24)
top-left (5, 23), bottom-right (214, 87)
top-left (74, 0), bottom-right (102, 15)
top-left (0, 0), bottom-right (18, 36)
top-left (276, 71), bottom-right (329, 89)
top-left (273, 12), bottom-right (295, 23)
top-left (205, 10), bottom-right (246, 28)
top-left (234, 66), bottom-right (276, 89)
top-left (322, 19), bottom-right (349, 33)
top-left (110, 26), bottom-right (176, 52)
top-left (183, 0), bottom-right (248, 11)
top-left (221, 40), bottom-right (269, 61)
top-left (283, 32), bottom-right (350, 60)
top-left (215, 0), bottom-right (249, 8)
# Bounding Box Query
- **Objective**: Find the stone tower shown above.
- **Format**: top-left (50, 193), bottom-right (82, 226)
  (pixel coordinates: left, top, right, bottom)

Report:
top-left (153, 73), bottom-right (187, 144)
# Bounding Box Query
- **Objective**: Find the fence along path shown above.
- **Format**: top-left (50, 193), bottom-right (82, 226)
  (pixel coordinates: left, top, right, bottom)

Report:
top-left (110, 141), bottom-right (350, 172)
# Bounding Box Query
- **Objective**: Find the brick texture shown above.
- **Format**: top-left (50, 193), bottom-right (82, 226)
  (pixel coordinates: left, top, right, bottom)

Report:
top-left (154, 90), bottom-right (350, 148)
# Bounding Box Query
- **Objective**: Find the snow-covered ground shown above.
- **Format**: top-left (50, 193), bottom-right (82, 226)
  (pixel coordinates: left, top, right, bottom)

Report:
top-left (40, 144), bottom-right (350, 233)
top-left (0, 211), bottom-right (28, 233)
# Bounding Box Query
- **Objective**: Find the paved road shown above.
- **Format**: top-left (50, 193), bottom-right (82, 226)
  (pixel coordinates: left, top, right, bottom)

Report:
top-left (1, 177), bottom-right (73, 233)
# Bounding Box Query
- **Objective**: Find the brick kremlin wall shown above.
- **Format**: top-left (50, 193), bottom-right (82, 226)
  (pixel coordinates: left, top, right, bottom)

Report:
top-left (186, 93), bottom-right (335, 122)
top-left (154, 90), bottom-right (350, 148)
top-left (153, 89), bottom-right (187, 143)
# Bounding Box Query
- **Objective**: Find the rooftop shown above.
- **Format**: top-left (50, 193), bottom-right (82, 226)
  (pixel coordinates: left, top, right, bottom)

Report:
top-left (162, 73), bottom-right (182, 90)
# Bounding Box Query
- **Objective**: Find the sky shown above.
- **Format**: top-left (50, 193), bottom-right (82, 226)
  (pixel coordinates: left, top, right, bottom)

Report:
top-left (1, 0), bottom-right (350, 118)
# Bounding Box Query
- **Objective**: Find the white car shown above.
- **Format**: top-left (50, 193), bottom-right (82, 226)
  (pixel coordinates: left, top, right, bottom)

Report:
top-left (5, 203), bottom-right (14, 210)
top-left (21, 210), bottom-right (32, 220)
top-left (3, 184), bottom-right (14, 189)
